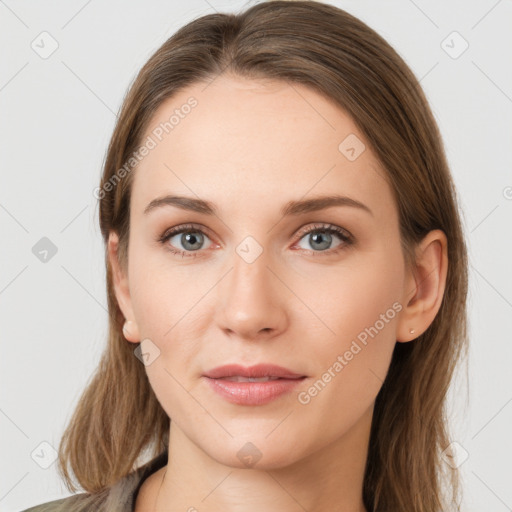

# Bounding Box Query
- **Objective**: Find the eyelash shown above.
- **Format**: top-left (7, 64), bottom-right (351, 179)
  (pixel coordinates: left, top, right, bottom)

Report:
top-left (156, 222), bottom-right (354, 258)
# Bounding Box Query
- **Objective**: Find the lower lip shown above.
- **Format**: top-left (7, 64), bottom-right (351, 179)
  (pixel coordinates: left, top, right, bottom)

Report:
top-left (203, 377), bottom-right (305, 405)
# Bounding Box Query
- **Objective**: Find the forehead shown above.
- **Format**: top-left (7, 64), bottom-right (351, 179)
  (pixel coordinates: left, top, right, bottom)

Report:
top-left (130, 74), bottom-right (393, 220)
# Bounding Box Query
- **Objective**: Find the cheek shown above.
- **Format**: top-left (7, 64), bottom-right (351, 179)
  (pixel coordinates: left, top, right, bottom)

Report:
top-left (291, 268), bottom-right (401, 448)
top-left (296, 245), bottom-right (403, 341)
top-left (128, 242), bottom-right (209, 334)
top-left (294, 248), bottom-right (403, 397)
top-left (128, 249), bottom-right (211, 382)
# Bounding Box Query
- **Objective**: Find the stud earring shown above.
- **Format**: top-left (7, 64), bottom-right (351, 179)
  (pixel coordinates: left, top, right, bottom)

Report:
top-left (409, 328), bottom-right (415, 334)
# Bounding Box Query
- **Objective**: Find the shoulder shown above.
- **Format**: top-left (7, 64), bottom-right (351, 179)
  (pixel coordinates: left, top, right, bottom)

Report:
top-left (19, 493), bottom-right (90, 512)
top-left (20, 489), bottom-right (115, 512)
top-left (20, 450), bottom-right (168, 512)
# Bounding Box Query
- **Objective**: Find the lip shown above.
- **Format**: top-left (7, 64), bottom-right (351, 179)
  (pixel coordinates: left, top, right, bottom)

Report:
top-left (202, 364), bottom-right (307, 406)
top-left (203, 363), bottom-right (305, 379)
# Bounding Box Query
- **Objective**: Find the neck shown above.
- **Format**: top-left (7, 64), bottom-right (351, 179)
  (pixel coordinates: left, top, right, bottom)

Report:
top-left (155, 406), bottom-right (372, 512)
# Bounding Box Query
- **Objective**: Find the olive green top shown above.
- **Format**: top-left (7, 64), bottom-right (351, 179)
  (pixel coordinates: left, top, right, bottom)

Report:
top-left (20, 450), bottom-right (168, 512)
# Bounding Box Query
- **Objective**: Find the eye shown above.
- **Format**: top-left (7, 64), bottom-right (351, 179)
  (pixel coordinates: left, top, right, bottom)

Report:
top-left (157, 223), bottom-right (213, 258)
top-left (157, 222), bottom-right (354, 258)
top-left (293, 223), bottom-right (353, 255)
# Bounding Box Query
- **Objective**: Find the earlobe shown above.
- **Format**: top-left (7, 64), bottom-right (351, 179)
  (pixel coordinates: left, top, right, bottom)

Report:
top-left (122, 319), bottom-right (140, 343)
top-left (108, 231), bottom-right (141, 343)
top-left (396, 229), bottom-right (448, 343)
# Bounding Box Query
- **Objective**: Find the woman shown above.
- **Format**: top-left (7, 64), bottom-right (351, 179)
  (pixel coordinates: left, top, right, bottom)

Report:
top-left (22, 1), bottom-right (468, 510)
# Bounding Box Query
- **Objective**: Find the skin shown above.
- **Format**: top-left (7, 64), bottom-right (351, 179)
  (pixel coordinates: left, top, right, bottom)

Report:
top-left (108, 74), bottom-right (448, 512)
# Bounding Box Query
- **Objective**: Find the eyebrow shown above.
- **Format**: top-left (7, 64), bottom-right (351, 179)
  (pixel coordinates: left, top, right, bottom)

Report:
top-left (143, 194), bottom-right (373, 217)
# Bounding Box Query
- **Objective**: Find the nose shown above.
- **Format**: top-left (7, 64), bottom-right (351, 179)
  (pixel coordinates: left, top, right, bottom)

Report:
top-left (215, 246), bottom-right (288, 341)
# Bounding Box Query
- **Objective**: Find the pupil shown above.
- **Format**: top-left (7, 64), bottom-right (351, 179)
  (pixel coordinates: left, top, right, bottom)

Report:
top-left (182, 232), bottom-right (202, 250)
top-left (311, 231), bottom-right (331, 250)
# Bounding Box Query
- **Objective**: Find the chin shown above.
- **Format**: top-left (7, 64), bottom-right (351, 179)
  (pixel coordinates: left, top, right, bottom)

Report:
top-left (200, 434), bottom-right (307, 471)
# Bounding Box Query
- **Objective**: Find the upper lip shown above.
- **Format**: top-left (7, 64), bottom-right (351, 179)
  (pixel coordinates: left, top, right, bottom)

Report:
top-left (203, 364), bottom-right (305, 379)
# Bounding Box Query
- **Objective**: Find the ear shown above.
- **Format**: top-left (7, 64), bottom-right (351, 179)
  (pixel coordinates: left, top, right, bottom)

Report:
top-left (108, 231), bottom-right (140, 343)
top-left (396, 229), bottom-right (448, 343)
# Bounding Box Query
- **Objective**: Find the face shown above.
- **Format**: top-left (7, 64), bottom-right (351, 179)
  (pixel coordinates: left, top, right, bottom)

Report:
top-left (111, 74), bottom-right (412, 470)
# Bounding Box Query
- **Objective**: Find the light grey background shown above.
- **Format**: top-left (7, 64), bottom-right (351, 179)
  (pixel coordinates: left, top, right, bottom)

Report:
top-left (1, 0), bottom-right (511, 510)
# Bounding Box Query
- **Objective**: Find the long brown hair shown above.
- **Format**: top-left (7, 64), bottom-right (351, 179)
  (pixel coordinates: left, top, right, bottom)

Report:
top-left (55, 1), bottom-right (469, 510)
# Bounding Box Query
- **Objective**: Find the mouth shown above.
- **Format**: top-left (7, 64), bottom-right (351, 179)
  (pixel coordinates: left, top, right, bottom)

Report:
top-left (202, 364), bottom-right (307, 406)
top-left (202, 363), bottom-right (306, 380)
top-left (215, 376), bottom-right (292, 382)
